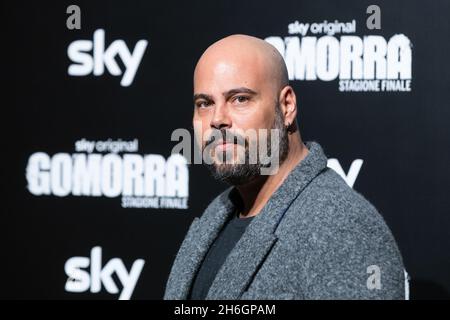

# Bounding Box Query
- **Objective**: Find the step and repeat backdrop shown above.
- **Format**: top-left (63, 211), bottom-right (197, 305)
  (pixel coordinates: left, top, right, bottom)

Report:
top-left (4, 0), bottom-right (450, 299)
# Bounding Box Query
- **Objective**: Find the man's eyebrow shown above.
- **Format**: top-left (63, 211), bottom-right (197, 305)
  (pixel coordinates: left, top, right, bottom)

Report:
top-left (193, 93), bottom-right (213, 103)
top-left (223, 87), bottom-right (258, 99)
top-left (193, 87), bottom-right (257, 103)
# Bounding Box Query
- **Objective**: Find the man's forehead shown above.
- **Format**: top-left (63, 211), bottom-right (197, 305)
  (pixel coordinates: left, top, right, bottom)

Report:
top-left (193, 35), bottom-right (287, 95)
top-left (194, 57), bottom-right (266, 93)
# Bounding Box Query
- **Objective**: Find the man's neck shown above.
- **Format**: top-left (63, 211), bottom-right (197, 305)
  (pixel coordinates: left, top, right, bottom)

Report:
top-left (236, 138), bottom-right (309, 218)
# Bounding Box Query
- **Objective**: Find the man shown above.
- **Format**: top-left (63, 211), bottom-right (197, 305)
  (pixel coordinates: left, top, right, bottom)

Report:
top-left (164, 34), bottom-right (405, 299)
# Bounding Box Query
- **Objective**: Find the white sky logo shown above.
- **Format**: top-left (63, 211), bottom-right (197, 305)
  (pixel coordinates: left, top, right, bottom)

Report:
top-left (67, 28), bottom-right (148, 87)
top-left (64, 246), bottom-right (145, 300)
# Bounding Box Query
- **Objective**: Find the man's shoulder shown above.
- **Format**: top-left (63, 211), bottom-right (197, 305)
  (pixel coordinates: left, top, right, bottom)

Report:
top-left (279, 168), bottom-right (405, 299)
top-left (280, 167), bottom-right (396, 245)
top-left (198, 186), bottom-right (235, 220)
top-left (302, 167), bottom-right (382, 220)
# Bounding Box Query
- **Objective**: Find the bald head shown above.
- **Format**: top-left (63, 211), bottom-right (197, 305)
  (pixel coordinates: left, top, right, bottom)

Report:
top-left (194, 34), bottom-right (289, 96)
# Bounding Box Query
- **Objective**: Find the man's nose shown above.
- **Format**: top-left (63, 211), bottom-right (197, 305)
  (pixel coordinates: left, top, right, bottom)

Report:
top-left (210, 103), bottom-right (231, 130)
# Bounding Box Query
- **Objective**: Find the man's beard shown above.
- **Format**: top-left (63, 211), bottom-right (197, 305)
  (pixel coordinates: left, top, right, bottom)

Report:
top-left (203, 105), bottom-right (289, 186)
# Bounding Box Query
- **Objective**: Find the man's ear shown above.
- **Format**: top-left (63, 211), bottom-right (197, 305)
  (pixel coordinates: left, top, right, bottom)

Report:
top-left (279, 85), bottom-right (297, 128)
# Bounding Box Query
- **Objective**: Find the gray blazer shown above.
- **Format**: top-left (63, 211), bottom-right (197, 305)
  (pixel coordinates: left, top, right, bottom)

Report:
top-left (164, 141), bottom-right (405, 300)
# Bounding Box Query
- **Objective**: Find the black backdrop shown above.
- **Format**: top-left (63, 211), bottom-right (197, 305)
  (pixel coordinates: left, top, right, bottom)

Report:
top-left (4, 0), bottom-right (450, 299)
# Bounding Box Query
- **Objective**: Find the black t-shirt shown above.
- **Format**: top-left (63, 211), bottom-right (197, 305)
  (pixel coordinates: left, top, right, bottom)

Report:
top-left (188, 211), bottom-right (254, 300)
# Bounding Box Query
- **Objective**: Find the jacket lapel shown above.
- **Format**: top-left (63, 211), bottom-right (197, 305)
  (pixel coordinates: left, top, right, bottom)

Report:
top-left (164, 189), bottom-right (236, 299)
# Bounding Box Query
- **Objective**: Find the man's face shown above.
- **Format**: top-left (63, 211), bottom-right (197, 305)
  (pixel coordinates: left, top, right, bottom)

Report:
top-left (193, 53), bottom-right (288, 185)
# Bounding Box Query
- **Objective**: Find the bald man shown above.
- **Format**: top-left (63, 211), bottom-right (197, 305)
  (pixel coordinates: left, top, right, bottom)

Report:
top-left (164, 35), bottom-right (406, 300)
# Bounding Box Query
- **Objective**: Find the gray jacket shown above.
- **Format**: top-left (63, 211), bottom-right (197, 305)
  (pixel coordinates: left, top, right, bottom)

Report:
top-left (164, 141), bottom-right (405, 300)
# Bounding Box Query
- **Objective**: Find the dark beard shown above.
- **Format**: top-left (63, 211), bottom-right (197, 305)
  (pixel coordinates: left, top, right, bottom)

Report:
top-left (204, 105), bottom-right (289, 185)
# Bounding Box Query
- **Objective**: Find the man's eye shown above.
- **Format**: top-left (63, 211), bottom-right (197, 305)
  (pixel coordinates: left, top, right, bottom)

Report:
top-left (196, 101), bottom-right (209, 108)
top-left (234, 96), bottom-right (249, 103)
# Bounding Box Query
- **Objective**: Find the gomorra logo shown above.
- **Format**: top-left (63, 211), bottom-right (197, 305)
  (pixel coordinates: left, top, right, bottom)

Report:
top-left (25, 140), bottom-right (189, 210)
top-left (266, 20), bottom-right (412, 92)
